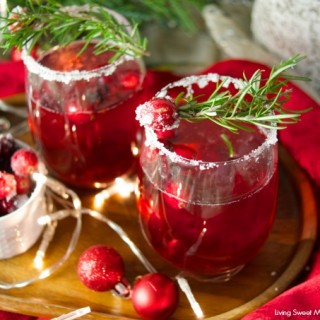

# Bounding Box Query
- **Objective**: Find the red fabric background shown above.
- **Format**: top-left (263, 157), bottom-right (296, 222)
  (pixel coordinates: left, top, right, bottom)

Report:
top-left (0, 59), bottom-right (319, 319)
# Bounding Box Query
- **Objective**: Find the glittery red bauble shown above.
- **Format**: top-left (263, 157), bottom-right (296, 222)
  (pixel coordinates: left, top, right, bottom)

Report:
top-left (132, 273), bottom-right (179, 320)
top-left (77, 245), bottom-right (125, 292)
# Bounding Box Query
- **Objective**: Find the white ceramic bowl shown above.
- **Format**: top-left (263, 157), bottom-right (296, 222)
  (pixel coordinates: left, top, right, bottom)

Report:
top-left (0, 142), bottom-right (47, 260)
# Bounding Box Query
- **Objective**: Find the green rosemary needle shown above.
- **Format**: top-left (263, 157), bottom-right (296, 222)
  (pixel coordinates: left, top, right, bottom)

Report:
top-left (220, 134), bottom-right (234, 158)
top-left (176, 54), bottom-right (312, 133)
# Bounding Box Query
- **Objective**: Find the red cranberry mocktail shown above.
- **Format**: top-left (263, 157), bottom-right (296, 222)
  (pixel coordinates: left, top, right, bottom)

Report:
top-left (25, 41), bottom-right (145, 188)
top-left (138, 120), bottom-right (278, 278)
top-left (136, 75), bottom-right (279, 280)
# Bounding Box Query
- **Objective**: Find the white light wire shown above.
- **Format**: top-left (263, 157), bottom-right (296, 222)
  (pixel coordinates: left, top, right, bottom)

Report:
top-left (0, 0), bottom-right (6, 20)
top-left (52, 307), bottom-right (91, 320)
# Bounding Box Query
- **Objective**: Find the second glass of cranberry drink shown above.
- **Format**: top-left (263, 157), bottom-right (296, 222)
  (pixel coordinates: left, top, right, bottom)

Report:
top-left (22, 7), bottom-right (145, 189)
top-left (136, 73), bottom-right (281, 281)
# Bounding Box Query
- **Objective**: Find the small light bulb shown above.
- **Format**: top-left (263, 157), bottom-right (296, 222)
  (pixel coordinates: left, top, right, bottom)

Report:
top-left (93, 190), bottom-right (110, 209)
top-left (114, 178), bottom-right (134, 198)
top-left (131, 142), bottom-right (139, 156)
top-left (34, 251), bottom-right (44, 270)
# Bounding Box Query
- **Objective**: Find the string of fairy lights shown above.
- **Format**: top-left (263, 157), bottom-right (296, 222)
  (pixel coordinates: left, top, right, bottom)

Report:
top-left (0, 173), bottom-right (204, 319)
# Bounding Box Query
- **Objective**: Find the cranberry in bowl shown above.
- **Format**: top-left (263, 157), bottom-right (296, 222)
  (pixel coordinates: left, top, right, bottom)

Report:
top-left (0, 134), bottom-right (46, 259)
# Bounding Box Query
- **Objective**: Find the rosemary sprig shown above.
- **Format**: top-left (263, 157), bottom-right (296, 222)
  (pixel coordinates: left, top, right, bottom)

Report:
top-left (177, 54), bottom-right (312, 133)
top-left (0, 0), bottom-right (148, 61)
top-left (6, 0), bottom-right (206, 32)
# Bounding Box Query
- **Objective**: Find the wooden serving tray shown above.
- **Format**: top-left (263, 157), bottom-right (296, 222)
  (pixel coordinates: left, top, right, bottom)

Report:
top-left (0, 141), bottom-right (317, 320)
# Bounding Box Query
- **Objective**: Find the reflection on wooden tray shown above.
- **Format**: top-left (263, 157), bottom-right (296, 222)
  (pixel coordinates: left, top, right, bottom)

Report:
top-left (0, 144), bottom-right (317, 320)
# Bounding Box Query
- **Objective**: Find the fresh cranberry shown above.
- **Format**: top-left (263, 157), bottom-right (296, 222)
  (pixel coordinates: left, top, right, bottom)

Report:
top-left (11, 149), bottom-right (39, 177)
top-left (136, 97), bottom-right (178, 139)
top-left (0, 172), bottom-right (17, 199)
top-left (15, 175), bottom-right (32, 195)
top-left (0, 197), bottom-right (17, 215)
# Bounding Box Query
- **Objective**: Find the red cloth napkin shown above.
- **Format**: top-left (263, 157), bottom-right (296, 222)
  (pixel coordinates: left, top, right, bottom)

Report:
top-left (0, 60), bottom-right (25, 98)
top-left (0, 59), bottom-right (319, 319)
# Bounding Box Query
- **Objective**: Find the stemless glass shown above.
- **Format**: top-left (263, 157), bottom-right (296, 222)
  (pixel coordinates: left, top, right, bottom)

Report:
top-left (22, 6), bottom-right (145, 189)
top-left (136, 74), bottom-right (279, 281)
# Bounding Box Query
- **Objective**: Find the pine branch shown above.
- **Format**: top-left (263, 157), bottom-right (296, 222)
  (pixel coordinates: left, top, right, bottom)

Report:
top-left (176, 54), bottom-right (312, 133)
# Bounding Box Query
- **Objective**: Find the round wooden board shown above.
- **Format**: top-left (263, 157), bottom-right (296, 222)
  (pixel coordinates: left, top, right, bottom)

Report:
top-left (0, 143), bottom-right (317, 320)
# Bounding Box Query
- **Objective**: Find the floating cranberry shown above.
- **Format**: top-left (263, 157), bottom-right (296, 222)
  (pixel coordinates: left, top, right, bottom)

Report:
top-left (65, 101), bottom-right (94, 125)
top-left (119, 70), bottom-right (140, 89)
top-left (169, 143), bottom-right (197, 160)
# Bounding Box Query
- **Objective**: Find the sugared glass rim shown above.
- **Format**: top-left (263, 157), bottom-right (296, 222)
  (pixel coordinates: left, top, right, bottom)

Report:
top-left (21, 5), bottom-right (138, 84)
top-left (144, 73), bottom-right (278, 170)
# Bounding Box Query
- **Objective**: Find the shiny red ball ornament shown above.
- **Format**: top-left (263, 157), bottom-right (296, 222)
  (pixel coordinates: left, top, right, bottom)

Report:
top-left (77, 245), bottom-right (126, 293)
top-left (132, 273), bottom-right (179, 320)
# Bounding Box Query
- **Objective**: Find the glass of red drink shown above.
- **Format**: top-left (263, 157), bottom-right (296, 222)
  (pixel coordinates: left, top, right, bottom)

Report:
top-left (22, 7), bottom-right (145, 189)
top-left (136, 74), bottom-right (279, 281)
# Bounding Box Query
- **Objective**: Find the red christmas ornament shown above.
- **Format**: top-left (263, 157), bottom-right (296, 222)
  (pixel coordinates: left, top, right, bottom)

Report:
top-left (78, 246), bottom-right (179, 318)
top-left (77, 245), bottom-right (129, 296)
top-left (132, 273), bottom-right (179, 320)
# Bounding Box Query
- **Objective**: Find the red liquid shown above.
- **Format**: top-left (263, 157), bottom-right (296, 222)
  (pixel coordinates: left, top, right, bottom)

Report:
top-left (137, 120), bottom-right (278, 277)
top-left (26, 42), bottom-right (144, 188)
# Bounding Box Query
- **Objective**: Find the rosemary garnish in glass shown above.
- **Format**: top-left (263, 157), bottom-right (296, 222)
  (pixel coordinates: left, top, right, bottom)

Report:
top-left (0, 0), bottom-right (148, 61)
top-left (175, 54), bottom-right (312, 133)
